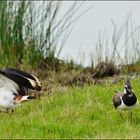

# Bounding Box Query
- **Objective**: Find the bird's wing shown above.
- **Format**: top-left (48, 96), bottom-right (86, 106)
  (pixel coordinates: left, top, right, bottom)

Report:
top-left (0, 73), bottom-right (19, 93)
top-left (1, 68), bottom-right (41, 91)
top-left (112, 92), bottom-right (124, 108)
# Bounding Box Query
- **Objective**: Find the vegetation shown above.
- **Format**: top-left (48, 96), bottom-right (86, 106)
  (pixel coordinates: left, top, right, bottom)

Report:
top-left (0, 1), bottom-right (85, 71)
top-left (90, 14), bottom-right (140, 74)
top-left (0, 1), bottom-right (140, 75)
top-left (1, 1), bottom-right (140, 139)
top-left (0, 78), bottom-right (140, 139)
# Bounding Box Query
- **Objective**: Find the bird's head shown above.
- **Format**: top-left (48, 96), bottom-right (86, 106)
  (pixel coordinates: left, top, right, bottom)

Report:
top-left (124, 80), bottom-right (133, 94)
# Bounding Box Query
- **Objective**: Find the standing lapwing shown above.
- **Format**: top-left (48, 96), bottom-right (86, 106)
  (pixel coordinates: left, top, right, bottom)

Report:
top-left (0, 68), bottom-right (42, 113)
top-left (112, 79), bottom-right (138, 119)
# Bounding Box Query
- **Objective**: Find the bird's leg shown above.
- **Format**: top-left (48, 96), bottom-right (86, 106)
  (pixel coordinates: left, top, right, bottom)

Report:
top-left (117, 110), bottom-right (123, 123)
top-left (11, 109), bottom-right (14, 113)
top-left (7, 109), bottom-right (14, 119)
top-left (0, 108), bottom-right (14, 113)
top-left (129, 111), bottom-right (133, 123)
top-left (119, 110), bottom-right (123, 119)
top-left (6, 108), bottom-right (9, 113)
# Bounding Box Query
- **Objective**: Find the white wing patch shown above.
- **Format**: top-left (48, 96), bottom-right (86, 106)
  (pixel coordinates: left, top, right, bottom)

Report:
top-left (31, 74), bottom-right (41, 87)
top-left (25, 75), bottom-right (41, 89)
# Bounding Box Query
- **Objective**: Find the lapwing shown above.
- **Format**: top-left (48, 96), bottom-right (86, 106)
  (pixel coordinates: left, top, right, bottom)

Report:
top-left (0, 68), bottom-right (42, 113)
top-left (112, 79), bottom-right (138, 119)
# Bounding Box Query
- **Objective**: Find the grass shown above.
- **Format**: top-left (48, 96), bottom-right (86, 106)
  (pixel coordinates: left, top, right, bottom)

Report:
top-left (0, 78), bottom-right (140, 138)
top-left (0, 1), bottom-right (140, 139)
top-left (0, 1), bottom-right (85, 69)
top-left (90, 14), bottom-right (140, 70)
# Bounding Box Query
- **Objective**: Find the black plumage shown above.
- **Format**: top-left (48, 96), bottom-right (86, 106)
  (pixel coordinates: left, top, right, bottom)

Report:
top-left (1, 68), bottom-right (41, 91)
top-left (122, 93), bottom-right (137, 106)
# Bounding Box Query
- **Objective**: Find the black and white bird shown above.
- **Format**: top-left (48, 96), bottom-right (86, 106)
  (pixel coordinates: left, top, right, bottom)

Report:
top-left (113, 79), bottom-right (138, 117)
top-left (0, 68), bottom-right (42, 113)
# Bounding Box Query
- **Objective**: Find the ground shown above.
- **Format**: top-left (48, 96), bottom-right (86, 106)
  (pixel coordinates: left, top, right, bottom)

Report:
top-left (0, 77), bottom-right (140, 139)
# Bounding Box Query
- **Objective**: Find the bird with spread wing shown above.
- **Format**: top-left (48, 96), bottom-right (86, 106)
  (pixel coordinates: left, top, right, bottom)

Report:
top-left (0, 68), bottom-right (42, 113)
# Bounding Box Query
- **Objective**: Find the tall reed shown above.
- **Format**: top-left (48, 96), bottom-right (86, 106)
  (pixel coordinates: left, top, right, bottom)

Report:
top-left (0, 1), bottom-right (84, 70)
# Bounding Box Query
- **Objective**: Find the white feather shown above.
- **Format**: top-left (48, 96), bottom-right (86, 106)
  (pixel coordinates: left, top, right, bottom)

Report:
top-left (0, 87), bottom-right (19, 109)
top-left (0, 74), bottom-right (19, 91)
top-left (0, 74), bottom-right (20, 109)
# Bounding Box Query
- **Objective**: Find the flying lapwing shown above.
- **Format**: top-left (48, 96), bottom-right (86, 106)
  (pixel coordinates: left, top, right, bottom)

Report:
top-left (0, 68), bottom-right (42, 113)
top-left (112, 79), bottom-right (138, 120)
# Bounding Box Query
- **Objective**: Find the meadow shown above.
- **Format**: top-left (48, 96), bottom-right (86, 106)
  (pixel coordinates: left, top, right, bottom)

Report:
top-left (1, 1), bottom-right (140, 139)
top-left (0, 78), bottom-right (140, 139)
